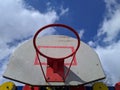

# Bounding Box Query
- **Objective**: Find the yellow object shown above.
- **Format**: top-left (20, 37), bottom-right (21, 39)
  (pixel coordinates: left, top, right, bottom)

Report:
top-left (93, 82), bottom-right (108, 90)
top-left (46, 87), bottom-right (52, 90)
top-left (0, 82), bottom-right (16, 90)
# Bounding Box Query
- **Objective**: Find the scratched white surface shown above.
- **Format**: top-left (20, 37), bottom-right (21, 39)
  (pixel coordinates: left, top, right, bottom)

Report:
top-left (3, 35), bottom-right (105, 86)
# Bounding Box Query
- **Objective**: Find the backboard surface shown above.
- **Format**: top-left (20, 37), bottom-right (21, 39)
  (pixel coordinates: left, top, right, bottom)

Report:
top-left (3, 35), bottom-right (105, 86)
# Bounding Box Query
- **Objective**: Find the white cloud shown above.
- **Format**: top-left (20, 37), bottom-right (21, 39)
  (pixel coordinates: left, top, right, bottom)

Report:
top-left (97, 9), bottom-right (120, 42)
top-left (97, 0), bottom-right (120, 42)
top-left (95, 40), bottom-right (120, 85)
top-left (0, 0), bottom-right (58, 43)
top-left (79, 29), bottom-right (85, 39)
top-left (93, 0), bottom-right (120, 86)
top-left (88, 41), bottom-right (95, 47)
top-left (0, 0), bottom-right (58, 85)
top-left (60, 6), bottom-right (69, 16)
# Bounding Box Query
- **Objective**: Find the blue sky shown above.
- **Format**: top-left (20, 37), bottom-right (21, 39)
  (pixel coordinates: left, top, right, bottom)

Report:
top-left (0, 0), bottom-right (120, 86)
top-left (24, 0), bottom-right (105, 42)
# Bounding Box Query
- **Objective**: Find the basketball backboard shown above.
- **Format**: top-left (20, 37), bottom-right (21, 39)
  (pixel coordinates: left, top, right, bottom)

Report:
top-left (3, 35), bottom-right (105, 86)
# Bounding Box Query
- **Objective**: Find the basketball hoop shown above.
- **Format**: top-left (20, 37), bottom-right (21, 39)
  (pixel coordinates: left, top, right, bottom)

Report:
top-left (33, 24), bottom-right (80, 82)
top-left (4, 23), bottom-right (105, 85)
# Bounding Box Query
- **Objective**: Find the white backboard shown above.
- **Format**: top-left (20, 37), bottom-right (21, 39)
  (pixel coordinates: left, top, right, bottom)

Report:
top-left (3, 35), bottom-right (105, 86)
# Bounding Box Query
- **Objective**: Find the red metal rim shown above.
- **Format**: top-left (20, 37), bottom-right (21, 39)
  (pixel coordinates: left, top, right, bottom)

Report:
top-left (33, 24), bottom-right (80, 60)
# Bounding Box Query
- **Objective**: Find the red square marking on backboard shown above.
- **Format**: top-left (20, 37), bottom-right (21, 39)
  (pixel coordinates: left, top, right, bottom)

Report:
top-left (34, 46), bottom-right (77, 66)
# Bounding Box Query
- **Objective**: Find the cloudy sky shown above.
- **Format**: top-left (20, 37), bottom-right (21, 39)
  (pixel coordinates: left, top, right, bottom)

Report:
top-left (0, 0), bottom-right (120, 86)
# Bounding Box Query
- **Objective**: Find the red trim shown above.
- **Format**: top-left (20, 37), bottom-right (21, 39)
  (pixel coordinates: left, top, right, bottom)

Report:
top-left (22, 85), bottom-right (39, 90)
top-left (34, 46), bottom-right (77, 66)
